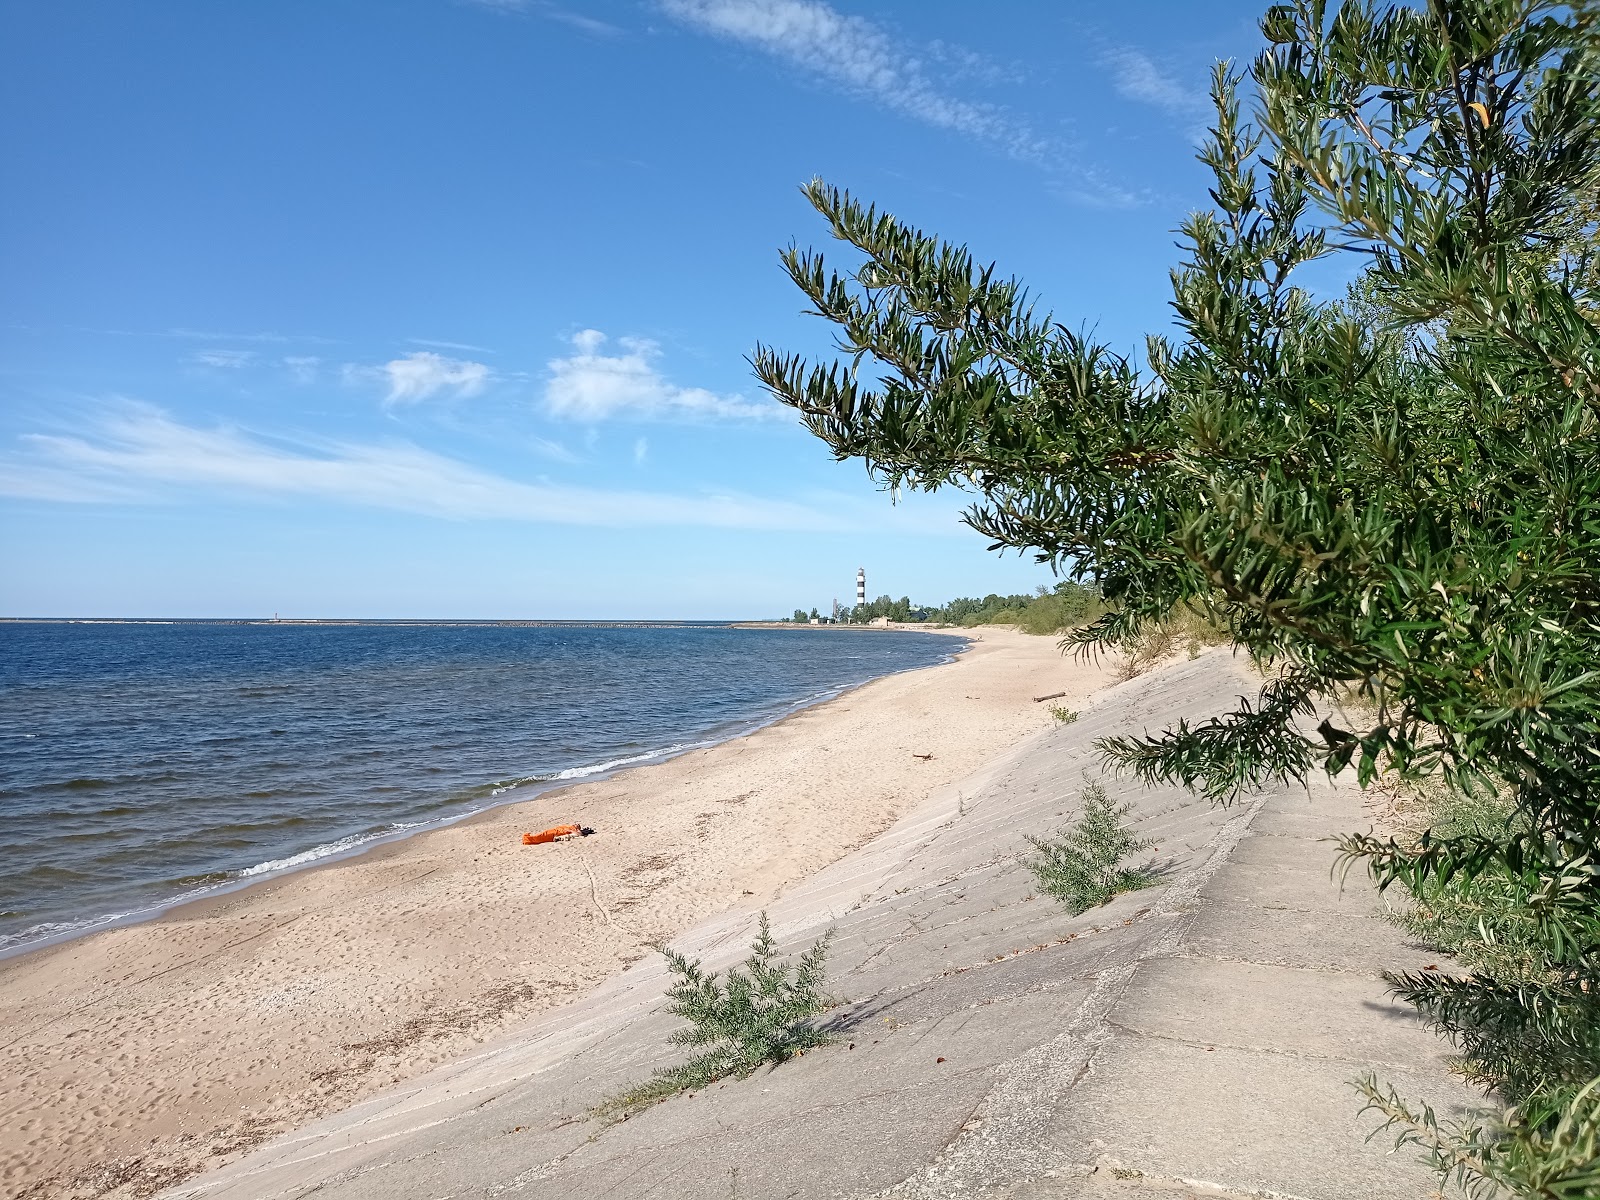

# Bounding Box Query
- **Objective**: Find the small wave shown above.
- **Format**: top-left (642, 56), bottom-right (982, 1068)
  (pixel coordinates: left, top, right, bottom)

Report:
top-left (0, 910), bottom-right (138, 953)
top-left (229, 817), bottom-right (434, 880)
top-left (235, 831), bottom-right (386, 878)
top-left (486, 740), bottom-right (712, 797)
top-left (172, 871), bottom-right (233, 888)
top-left (1, 819), bottom-right (424, 958)
top-left (547, 741), bottom-right (707, 780)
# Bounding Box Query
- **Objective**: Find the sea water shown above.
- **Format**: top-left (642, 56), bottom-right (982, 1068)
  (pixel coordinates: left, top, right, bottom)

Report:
top-left (0, 621), bottom-right (962, 954)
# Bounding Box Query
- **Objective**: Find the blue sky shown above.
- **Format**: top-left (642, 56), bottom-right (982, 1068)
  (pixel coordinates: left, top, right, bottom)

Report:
top-left (1, 0), bottom-right (1273, 619)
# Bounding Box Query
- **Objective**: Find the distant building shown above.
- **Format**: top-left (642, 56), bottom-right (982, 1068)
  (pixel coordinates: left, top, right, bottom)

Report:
top-left (856, 566), bottom-right (866, 609)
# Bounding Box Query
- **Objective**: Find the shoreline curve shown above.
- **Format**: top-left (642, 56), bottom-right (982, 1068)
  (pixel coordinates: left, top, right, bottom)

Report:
top-left (0, 626), bottom-right (1112, 1200)
top-left (0, 627), bottom-right (969, 964)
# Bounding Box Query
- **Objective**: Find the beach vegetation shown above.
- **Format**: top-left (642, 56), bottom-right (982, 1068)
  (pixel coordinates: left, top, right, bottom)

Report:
top-left (929, 581), bottom-right (1106, 634)
top-left (1116, 604), bottom-right (1233, 679)
top-left (800, 582), bottom-right (1105, 632)
top-left (1374, 780), bottom-right (1600, 1118)
top-left (753, 0), bottom-right (1600, 1188)
top-left (840, 593), bottom-right (916, 623)
top-left (596, 913), bottom-right (835, 1120)
top-left (1023, 782), bottom-right (1157, 914)
top-left (1048, 705), bottom-right (1079, 725)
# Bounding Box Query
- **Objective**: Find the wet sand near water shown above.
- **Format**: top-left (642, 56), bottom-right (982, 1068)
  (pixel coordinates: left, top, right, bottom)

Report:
top-left (0, 628), bottom-right (1115, 1200)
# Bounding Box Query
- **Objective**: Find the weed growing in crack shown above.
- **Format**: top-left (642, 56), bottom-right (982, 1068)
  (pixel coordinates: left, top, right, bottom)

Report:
top-left (1024, 782), bottom-right (1157, 915)
top-left (595, 913), bottom-right (834, 1120)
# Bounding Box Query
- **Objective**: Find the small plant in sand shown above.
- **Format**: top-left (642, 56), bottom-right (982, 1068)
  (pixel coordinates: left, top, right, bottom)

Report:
top-left (1048, 705), bottom-right (1080, 726)
top-left (597, 913), bottom-right (835, 1119)
top-left (1025, 782), bottom-right (1156, 915)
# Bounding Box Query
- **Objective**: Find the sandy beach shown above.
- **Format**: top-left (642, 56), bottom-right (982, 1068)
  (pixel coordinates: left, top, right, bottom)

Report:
top-left (0, 627), bottom-right (1115, 1200)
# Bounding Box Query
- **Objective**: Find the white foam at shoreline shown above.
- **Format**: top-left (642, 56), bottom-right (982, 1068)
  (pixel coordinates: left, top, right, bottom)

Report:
top-left (489, 739), bottom-right (711, 796)
top-left (3, 640), bottom-right (968, 960)
top-left (235, 823), bottom-right (426, 878)
top-left (0, 909), bottom-right (140, 953)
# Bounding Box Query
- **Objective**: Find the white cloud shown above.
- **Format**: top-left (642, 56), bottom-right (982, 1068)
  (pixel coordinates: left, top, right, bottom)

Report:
top-left (634, 436), bottom-right (649, 463)
top-left (283, 355), bottom-right (321, 384)
top-left (544, 329), bottom-right (782, 422)
top-left (81, 326), bottom-right (338, 345)
top-left (190, 349), bottom-right (256, 369)
top-left (660, 0), bottom-right (1049, 164)
top-left (529, 434), bottom-right (581, 463)
top-left (1103, 48), bottom-right (1208, 117)
top-left (538, 4), bottom-right (621, 35)
top-left (409, 337), bottom-right (494, 354)
top-left (461, 0), bottom-right (622, 35)
top-left (925, 39), bottom-right (1025, 88)
top-left (0, 405), bottom-right (859, 531)
top-left (169, 328), bottom-right (294, 344)
top-left (166, 328), bottom-right (337, 345)
top-left (361, 351), bottom-right (493, 405)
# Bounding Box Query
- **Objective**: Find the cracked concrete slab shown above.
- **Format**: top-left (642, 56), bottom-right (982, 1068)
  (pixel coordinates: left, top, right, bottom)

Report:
top-left (1108, 957), bottom-right (1446, 1068)
top-left (1049, 1036), bottom-right (1468, 1200)
top-left (163, 651), bottom-right (1484, 1200)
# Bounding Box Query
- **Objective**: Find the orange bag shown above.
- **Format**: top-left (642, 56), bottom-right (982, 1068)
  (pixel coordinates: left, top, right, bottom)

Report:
top-left (522, 824), bottom-right (582, 846)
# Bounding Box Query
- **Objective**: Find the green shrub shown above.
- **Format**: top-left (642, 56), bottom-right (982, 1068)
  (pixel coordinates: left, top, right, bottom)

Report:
top-left (1048, 705), bottom-right (1079, 725)
top-left (753, 0), bottom-right (1600, 1186)
top-left (1382, 784), bottom-right (1600, 1106)
top-left (597, 914), bottom-right (834, 1119)
top-left (1118, 605), bottom-right (1232, 680)
top-left (1024, 782), bottom-right (1157, 915)
top-left (1358, 1074), bottom-right (1600, 1200)
top-left (940, 583), bottom-right (1107, 634)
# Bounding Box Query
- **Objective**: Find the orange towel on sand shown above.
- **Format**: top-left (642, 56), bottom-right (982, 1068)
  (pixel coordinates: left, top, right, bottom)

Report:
top-left (522, 824), bottom-right (582, 846)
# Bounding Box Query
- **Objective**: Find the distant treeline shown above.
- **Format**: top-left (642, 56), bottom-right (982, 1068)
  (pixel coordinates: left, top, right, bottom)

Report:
top-left (786, 581), bottom-right (1104, 635)
top-left (930, 582), bottom-right (1106, 634)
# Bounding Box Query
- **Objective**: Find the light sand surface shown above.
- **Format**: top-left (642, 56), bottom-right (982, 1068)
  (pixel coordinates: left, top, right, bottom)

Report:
top-left (0, 627), bottom-right (1115, 1200)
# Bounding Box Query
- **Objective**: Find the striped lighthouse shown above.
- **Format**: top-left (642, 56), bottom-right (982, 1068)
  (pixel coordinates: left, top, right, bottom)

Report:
top-left (856, 566), bottom-right (866, 608)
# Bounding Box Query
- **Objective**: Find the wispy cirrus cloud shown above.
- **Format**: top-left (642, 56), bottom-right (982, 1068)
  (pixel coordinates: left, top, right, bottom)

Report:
top-left (189, 349), bottom-right (257, 369)
top-left (0, 404), bottom-right (863, 531)
top-left (166, 328), bottom-right (306, 345)
top-left (925, 38), bottom-right (1025, 89)
top-left (460, 0), bottom-right (623, 36)
top-left (409, 337), bottom-right (495, 354)
top-left (1102, 47), bottom-right (1209, 119)
top-left (344, 351), bottom-right (494, 406)
top-left (529, 434), bottom-right (581, 463)
top-left (283, 355), bottom-right (321, 384)
top-left (544, 329), bottom-right (782, 422)
top-left (659, 0), bottom-right (1050, 166)
top-left (82, 326), bottom-right (340, 345)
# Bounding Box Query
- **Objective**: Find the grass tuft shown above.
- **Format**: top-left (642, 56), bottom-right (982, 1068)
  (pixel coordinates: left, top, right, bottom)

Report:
top-left (595, 913), bottom-right (834, 1120)
top-left (1116, 604), bottom-right (1231, 679)
top-left (1024, 782), bottom-right (1157, 915)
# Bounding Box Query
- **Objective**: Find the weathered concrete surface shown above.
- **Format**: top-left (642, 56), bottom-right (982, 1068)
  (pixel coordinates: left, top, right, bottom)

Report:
top-left (165, 650), bottom-right (1483, 1200)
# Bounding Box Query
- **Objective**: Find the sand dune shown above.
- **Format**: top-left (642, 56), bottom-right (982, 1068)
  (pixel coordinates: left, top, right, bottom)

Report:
top-left (0, 627), bottom-right (1114, 1200)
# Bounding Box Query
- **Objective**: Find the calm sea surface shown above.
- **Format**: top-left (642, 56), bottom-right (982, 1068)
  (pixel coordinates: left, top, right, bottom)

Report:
top-left (0, 621), bottom-right (962, 953)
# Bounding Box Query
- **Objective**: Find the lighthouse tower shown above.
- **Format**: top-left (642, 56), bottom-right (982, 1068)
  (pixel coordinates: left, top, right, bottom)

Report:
top-left (856, 566), bottom-right (866, 608)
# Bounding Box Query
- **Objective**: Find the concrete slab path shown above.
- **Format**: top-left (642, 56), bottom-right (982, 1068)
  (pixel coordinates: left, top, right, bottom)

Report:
top-left (165, 650), bottom-right (1484, 1200)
